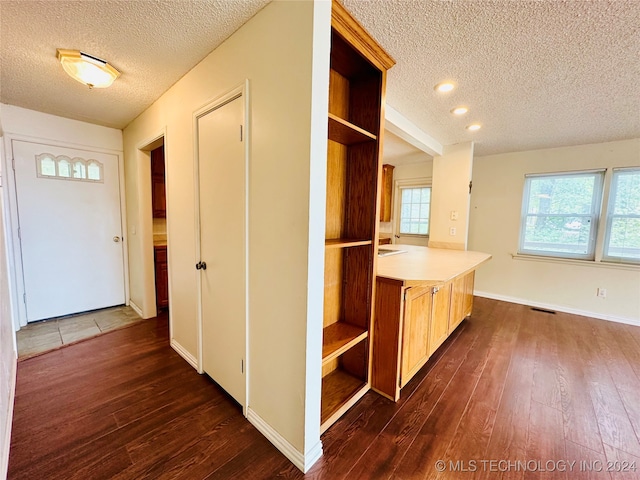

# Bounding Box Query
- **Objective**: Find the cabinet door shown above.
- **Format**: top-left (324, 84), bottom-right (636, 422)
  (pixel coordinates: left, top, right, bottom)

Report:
top-left (400, 285), bottom-right (432, 387)
top-left (379, 164), bottom-right (394, 222)
top-left (151, 146), bottom-right (166, 218)
top-left (463, 271), bottom-right (475, 316)
top-left (154, 247), bottom-right (169, 309)
top-left (429, 282), bottom-right (451, 356)
top-left (449, 275), bottom-right (465, 335)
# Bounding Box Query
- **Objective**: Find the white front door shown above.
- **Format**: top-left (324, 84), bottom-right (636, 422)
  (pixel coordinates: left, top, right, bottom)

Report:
top-left (197, 92), bottom-right (246, 407)
top-left (12, 140), bottom-right (125, 322)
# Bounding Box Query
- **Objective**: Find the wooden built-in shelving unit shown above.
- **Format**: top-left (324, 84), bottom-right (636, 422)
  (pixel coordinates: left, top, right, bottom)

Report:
top-left (321, 0), bottom-right (395, 433)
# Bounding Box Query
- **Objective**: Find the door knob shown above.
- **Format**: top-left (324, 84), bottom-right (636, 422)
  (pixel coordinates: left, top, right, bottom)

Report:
top-left (196, 261), bottom-right (207, 270)
top-left (113, 236), bottom-right (121, 242)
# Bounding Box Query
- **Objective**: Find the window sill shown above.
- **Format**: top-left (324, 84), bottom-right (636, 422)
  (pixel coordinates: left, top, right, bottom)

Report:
top-left (511, 253), bottom-right (639, 271)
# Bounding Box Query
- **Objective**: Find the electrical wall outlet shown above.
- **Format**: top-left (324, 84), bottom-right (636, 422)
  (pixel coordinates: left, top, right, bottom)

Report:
top-left (450, 210), bottom-right (459, 221)
top-left (597, 288), bottom-right (607, 298)
top-left (449, 227), bottom-right (456, 236)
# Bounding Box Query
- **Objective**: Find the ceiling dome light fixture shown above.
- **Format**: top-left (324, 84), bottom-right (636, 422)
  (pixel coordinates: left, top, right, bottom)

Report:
top-left (434, 81), bottom-right (455, 93)
top-left (451, 106), bottom-right (468, 115)
top-left (56, 49), bottom-right (120, 89)
top-left (466, 123), bottom-right (482, 131)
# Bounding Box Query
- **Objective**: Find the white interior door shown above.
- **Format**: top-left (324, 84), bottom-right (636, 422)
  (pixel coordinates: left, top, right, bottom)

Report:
top-left (197, 93), bottom-right (246, 407)
top-left (12, 140), bottom-right (125, 322)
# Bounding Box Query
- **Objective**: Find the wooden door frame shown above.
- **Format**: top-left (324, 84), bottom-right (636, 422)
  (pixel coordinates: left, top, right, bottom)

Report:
top-left (2, 134), bottom-right (129, 328)
top-left (192, 81), bottom-right (250, 413)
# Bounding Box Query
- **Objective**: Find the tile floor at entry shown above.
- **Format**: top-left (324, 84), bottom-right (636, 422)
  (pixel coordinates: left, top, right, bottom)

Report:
top-left (16, 305), bottom-right (142, 359)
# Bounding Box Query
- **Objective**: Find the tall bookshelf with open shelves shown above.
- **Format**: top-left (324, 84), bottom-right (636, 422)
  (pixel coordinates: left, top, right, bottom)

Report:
top-left (321, 0), bottom-right (395, 433)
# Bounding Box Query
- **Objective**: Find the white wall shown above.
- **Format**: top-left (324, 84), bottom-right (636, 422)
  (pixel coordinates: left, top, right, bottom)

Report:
top-left (0, 139), bottom-right (17, 480)
top-left (469, 138), bottom-right (640, 324)
top-left (123, 0), bottom-right (328, 469)
top-left (0, 104), bottom-right (124, 329)
top-left (429, 142), bottom-right (474, 250)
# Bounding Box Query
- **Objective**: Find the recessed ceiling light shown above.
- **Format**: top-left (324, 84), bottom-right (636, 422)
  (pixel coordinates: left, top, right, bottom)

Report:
top-left (434, 82), bottom-right (455, 93)
top-left (451, 106), bottom-right (468, 115)
top-left (466, 123), bottom-right (482, 131)
top-left (57, 49), bottom-right (120, 89)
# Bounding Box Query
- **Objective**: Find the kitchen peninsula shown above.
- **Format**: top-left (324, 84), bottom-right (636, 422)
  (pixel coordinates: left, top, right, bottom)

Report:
top-left (372, 245), bottom-right (491, 401)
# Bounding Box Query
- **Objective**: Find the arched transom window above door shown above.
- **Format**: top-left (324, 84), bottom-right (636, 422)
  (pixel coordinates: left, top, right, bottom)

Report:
top-left (36, 153), bottom-right (104, 183)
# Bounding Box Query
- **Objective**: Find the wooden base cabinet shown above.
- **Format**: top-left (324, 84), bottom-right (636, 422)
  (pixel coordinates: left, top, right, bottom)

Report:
top-left (372, 271), bottom-right (475, 401)
top-left (154, 246), bottom-right (168, 310)
top-left (400, 285), bottom-right (432, 388)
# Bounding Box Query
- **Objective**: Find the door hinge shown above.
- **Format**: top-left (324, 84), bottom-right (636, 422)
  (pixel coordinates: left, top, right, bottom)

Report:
top-left (469, 180), bottom-right (473, 194)
top-left (17, 227), bottom-right (21, 240)
top-left (241, 359), bottom-right (244, 373)
top-left (23, 293), bottom-right (26, 304)
top-left (240, 125), bottom-right (243, 142)
top-left (11, 158), bottom-right (15, 170)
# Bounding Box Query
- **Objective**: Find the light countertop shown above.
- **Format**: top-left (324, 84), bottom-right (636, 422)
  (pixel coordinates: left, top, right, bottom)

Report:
top-left (376, 244), bottom-right (491, 286)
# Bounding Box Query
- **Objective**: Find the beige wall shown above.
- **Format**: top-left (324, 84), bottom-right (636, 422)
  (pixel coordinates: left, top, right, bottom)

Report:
top-left (429, 142), bottom-right (474, 250)
top-left (469, 138), bottom-right (640, 323)
top-left (123, 0), bottom-right (327, 459)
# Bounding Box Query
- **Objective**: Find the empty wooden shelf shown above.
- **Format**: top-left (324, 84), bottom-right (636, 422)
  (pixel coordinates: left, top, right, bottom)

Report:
top-left (320, 0), bottom-right (395, 433)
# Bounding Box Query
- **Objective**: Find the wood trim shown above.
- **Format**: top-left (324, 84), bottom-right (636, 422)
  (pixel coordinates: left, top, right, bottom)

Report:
top-left (331, 0), bottom-right (395, 71)
top-left (320, 379), bottom-right (369, 433)
top-left (325, 238), bottom-right (372, 249)
top-left (328, 113), bottom-right (376, 145)
top-left (322, 323), bottom-right (368, 365)
top-left (371, 277), bottom-right (404, 401)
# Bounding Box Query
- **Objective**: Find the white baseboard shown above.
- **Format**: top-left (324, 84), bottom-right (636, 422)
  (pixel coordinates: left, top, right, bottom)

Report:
top-left (1, 355), bottom-right (16, 480)
top-left (170, 339), bottom-right (198, 370)
top-left (128, 300), bottom-right (143, 318)
top-left (247, 408), bottom-right (323, 473)
top-left (475, 290), bottom-right (640, 327)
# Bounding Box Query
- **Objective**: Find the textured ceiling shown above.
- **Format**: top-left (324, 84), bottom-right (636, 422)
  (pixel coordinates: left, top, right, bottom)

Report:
top-left (384, 131), bottom-right (432, 166)
top-left (343, 0), bottom-right (640, 155)
top-left (1, 0), bottom-right (639, 156)
top-left (0, 0), bottom-right (270, 128)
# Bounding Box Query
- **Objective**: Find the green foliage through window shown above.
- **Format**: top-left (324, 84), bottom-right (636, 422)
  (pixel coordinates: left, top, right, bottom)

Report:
top-left (519, 171), bottom-right (604, 259)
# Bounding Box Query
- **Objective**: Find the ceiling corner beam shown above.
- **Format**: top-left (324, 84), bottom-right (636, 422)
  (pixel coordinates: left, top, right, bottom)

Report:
top-left (385, 105), bottom-right (443, 157)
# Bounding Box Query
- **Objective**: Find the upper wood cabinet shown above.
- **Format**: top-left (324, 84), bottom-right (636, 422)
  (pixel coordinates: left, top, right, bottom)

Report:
top-left (379, 164), bottom-right (394, 222)
top-left (321, 0), bottom-right (394, 433)
top-left (151, 146), bottom-right (166, 218)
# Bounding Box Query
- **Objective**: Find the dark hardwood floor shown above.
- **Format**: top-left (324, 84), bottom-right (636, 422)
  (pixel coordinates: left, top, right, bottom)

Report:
top-left (8, 298), bottom-right (640, 479)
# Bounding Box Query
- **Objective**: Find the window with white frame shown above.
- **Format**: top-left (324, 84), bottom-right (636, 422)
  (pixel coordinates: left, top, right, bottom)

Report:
top-left (603, 168), bottom-right (640, 263)
top-left (398, 186), bottom-right (431, 235)
top-left (518, 170), bottom-right (605, 260)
